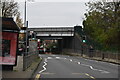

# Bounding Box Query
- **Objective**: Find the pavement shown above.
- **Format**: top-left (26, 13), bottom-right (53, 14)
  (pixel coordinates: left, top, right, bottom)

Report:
top-left (33, 54), bottom-right (120, 80)
top-left (2, 55), bottom-right (42, 80)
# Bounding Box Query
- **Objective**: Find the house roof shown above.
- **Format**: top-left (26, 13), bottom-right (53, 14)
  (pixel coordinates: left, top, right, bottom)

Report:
top-left (1, 17), bottom-right (20, 31)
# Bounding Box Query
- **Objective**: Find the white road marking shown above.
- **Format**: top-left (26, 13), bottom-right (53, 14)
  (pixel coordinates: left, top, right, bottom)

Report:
top-left (78, 62), bottom-right (80, 64)
top-left (84, 58), bottom-right (117, 67)
top-left (78, 62), bottom-right (110, 74)
top-left (39, 55), bottom-right (110, 74)
top-left (55, 57), bottom-right (67, 60)
top-left (109, 63), bottom-right (115, 65)
top-left (81, 64), bottom-right (90, 67)
top-left (89, 66), bottom-right (110, 73)
top-left (90, 66), bottom-right (98, 71)
top-left (109, 63), bottom-right (118, 66)
top-left (99, 70), bottom-right (110, 73)
top-left (39, 58), bottom-right (48, 73)
top-left (70, 59), bottom-right (72, 62)
top-left (45, 58), bottom-right (47, 62)
top-left (56, 57), bottom-right (60, 59)
top-left (47, 57), bottom-right (52, 59)
top-left (55, 56), bottom-right (110, 74)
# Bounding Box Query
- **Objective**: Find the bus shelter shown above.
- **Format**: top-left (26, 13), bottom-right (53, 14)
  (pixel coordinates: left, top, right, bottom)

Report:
top-left (0, 17), bottom-right (20, 68)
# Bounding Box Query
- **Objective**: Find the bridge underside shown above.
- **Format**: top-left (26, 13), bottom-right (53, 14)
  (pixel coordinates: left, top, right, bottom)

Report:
top-left (36, 36), bottom-right (74, 53)
top-left (36, 36), bottom-right (63, 40)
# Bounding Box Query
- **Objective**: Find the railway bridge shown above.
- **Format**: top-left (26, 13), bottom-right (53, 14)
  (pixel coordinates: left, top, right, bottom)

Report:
top-left (28, 26), bottom-right (83, 54)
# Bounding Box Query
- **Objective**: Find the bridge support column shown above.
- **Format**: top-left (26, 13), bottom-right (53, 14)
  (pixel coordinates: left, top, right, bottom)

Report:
top-left (57, 39), bottom-right (63, 54)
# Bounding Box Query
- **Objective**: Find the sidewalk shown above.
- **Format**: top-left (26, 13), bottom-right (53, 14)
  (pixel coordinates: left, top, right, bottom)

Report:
top-left (2, 55), bottom-right (41, 79)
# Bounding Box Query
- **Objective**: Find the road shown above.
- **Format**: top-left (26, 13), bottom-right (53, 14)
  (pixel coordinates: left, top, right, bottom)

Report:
top-left (33, 54), bottom-right (119, 80)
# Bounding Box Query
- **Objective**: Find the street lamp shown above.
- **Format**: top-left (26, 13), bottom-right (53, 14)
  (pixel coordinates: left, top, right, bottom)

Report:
top-left (23, 0), bottom-right (28, 71)
top-left (24, 0), bottom-right (34, 53)
top-left (23, 0), bottom-right (34, 71)
top-left (24, 0), bottom-right (29, 53)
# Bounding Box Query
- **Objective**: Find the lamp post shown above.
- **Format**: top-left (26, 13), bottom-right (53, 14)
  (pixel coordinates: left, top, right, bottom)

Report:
top-left (24, 0), bottom-right (34, 53)
top-left (23, 0), bottom-right (28, 71)
top-left (23, 0), bottom-right (34, 71)
top-left (24, 0), bottom-right (26, 26)
top-left (24, 0), bottom-right (29, 54)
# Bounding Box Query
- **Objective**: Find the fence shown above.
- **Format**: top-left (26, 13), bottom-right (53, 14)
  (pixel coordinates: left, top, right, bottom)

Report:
top-left (92, 50), bottom-right (120, 63)
top-left (63, 48), bottom-right (120, 64)
top-left (67, 30), bottom-right (120, 64)
top-left (23, 51), bottom-right (39, 71)
top-left (23, 40), bottom-right (39, 71)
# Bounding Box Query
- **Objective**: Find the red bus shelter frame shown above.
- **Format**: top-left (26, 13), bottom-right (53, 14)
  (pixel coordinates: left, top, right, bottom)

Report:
top-left (0, 17), bottom-right (20, 66)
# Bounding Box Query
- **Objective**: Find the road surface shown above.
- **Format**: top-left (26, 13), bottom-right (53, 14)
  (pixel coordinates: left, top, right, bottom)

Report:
top-left (33, 54), bottom-right (119, 80)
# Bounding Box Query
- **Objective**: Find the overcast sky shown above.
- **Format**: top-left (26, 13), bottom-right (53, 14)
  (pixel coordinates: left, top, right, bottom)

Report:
top-left (17, 0), bottom-right (93, 28)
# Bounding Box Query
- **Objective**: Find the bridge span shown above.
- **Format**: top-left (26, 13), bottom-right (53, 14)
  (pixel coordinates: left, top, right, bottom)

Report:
top-left (28, 26), bottom-right (74, 39)
top-left (28, 26), bottom-right (83, 54)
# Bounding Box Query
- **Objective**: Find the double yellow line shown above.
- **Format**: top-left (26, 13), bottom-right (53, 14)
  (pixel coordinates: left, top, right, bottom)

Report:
top-left (34, 73), bottom-right (95, 80)
top-left (85, 73), bottom-right (95, 79)
top-left (34, 74), bottom-right (41, 80)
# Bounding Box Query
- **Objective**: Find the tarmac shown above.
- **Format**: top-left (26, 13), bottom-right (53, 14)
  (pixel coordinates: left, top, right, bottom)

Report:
top-left (1, 55), bottom-right (41, 80)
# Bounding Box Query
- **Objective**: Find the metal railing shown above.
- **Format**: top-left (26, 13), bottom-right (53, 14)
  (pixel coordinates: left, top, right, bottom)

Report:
top-left (63, 48), bottom-right (120, 64)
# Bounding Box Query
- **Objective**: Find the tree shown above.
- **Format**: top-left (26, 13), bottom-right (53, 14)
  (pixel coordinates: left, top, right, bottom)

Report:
top-left (2, 0), bottom-right (23, 27)
top-left (2, 0), bottom-right (24, 41)
top-left (15, 12), bottom-right (23, 28)
top-left (2, 0), bottom-right (18, 17)
top-left (16, 12), bottom-right (24, 41)
top-left (83, 0), bottom-right (120, 52)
